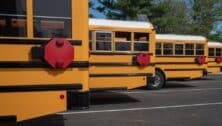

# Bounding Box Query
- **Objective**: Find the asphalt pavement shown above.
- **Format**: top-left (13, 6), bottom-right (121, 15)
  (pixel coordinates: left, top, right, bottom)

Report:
top-left (18, 74), bottom-right (222, 126)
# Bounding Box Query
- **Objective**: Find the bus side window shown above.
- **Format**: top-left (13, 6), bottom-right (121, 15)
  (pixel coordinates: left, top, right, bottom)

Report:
top-left (134, 33), bottom-right (149, 52)
top-left (0, 0), bottom-right (27, 37)
top-left (163, 43), bottom-right (173, 55)
top-left (115, 32), bottom-right (131, 52)
top-left (196, 44), bottom-right (204, 55)
top-left (209, 48), bottom-right (215, 57)
top-left (185, 44), bottom-right (194, 55)
top-left (95, 31), bottom-right (112, 52)
top-left (33, 0), bottom-right (71, 38)
top-left (89, 31), bottom-right (92, 51)
top-left (175, 44), bottom-right (184, 55)
top-left (216, 48), bottom-right (221, 56)
top-left (156, 43), bottom-right (162, 55)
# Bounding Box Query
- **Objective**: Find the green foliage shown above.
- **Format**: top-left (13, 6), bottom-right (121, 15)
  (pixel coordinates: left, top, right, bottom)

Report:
top-left (89, 1), bottom-right (94, 17)
top-left (96, 0), bottom-right (153, 20)
top-left (95, 0), bottom-right (222, 42)
top-left (190, 0), bottom-right (222, 37)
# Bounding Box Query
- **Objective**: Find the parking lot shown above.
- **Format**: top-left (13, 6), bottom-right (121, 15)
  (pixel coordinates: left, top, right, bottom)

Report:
top-left (19, 74), bottom-right (222, 126)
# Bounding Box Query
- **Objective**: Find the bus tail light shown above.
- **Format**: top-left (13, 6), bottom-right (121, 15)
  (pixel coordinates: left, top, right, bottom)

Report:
top-left (216, 57), bottom-right (222, 63)
top-left (196, 56), bottom-right (206, 65)
top-left (136, 53), bottom-right (151, 66)
top-left (44, 38), bottom-right (74, 68)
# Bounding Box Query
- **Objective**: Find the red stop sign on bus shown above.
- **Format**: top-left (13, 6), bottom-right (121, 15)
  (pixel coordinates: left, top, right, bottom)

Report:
top-left (44, 38), bottom-right (74, 68)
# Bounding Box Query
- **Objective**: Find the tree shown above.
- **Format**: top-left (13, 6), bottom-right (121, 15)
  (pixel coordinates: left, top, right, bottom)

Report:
top-left (97, 0), bottom-right (154, 20)
top-left (89, 1), bottom-right (95, 17)
top-left (150, 0), bottom-right (190, 34)
top-left (190, 0), bottom-right (222, 37)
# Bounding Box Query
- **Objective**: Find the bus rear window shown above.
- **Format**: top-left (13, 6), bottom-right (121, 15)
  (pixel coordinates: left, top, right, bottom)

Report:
top-left (134, 33), bottom-right (149, 52)
top-left (95, 31), bottom-right (112, 52)
top-left (156, 43), bottom-right (162, 55)
top-left (175, 44), bottom-right (184, 55)
top-left (33, 0), bottom-right (71, 38)
top-left (163, 43), bottom-right (173, 55)
top-left (196, 44), bottom-right (204, 55)
top-left (185, 44), bottom-right (194, 55)
top-left (115, 32), bottom-right (131, 52)
top-left (209, 48), bottom-right (215, 57)
top-left (216, 48), bottom-right (221, 56)
top-left (0, 0), bottom-right (27, 37)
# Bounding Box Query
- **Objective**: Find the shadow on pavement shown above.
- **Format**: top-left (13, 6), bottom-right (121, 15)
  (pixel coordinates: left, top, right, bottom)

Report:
top-left (164, 83), bottom-right (196, 89)
top-left (17, 115), bottom-right (65, 126)
top-left (90, 91), bottom-right (140, 105)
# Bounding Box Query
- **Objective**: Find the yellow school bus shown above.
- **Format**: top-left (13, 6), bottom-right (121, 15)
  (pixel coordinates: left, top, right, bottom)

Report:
top-left (154, 34), bottom-right (208, 89)
top-left (207, 42), bottom-right (222, 73)
top-left (0, 0), bottom-right (89, 123)
top-left (89, 18), bottom-right (156, 90)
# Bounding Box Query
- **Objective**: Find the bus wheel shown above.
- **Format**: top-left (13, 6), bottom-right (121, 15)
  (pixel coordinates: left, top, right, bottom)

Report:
top-left (148, 71), bottom-right (165, 90)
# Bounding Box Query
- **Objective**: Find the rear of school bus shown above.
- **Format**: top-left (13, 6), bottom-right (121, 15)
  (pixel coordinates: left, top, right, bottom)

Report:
top-left (207, 42), bottom-right (222, 73)
top-left (89, 19), bottom-right (155, 90)
top-left (153, 34), bottom-right (208, 89)
top-left (0, 0), bottom-right (89, 123)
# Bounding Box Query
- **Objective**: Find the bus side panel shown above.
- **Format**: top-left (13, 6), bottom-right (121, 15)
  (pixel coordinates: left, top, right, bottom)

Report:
top-left (89, 76), bottom-right (147, 90)
top-left (72, 0), bottom-right (89, 91)
top-left (207, 58), bottom-right (222, 73)
top-left (0, 91), bottom-right (66, 122)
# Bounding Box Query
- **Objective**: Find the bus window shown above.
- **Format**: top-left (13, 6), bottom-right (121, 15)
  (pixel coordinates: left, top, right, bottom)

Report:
top-left (216, 48), bottom-right (221, 56)
top-left (185, 44), bottom-right (194, 55)
top-left (209, 48), bottom-right (215, 57)
top-left (134, 33), bottom-right (149, 52)
top-left (33, 0), bottom-right (71, 38)
top-left (95, 31), bottom-right (112, 52)
top-left (0, 0), bottom-right (27, 37)
top-left (156, 43), bottom-right (162, 55)
top-left (175, 44), bottom-right (184, 55)
top-left (115, 32), bottom-right (131, 52)
top-left (196, 44), bottom-right (204, 55)
top-left (163, 43), bottom-right (173, 55)
top-left (89, 31), bottom-right (92, 51)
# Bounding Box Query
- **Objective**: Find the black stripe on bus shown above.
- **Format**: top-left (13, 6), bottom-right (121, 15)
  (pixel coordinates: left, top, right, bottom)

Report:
top-left (0, 116), bottom-right (16, 123)
top-left (0, 39), bottom-right (82, 46)
top-left (156, 56), bottom-right (202, 58)
top-left (155, 62), bottom-right (208, 65)
top-left (90, 73), bottom-right (153, 77)
top-left (164, 68), bottom-right (205, 71)
top-left (0, 61), bottom-right (89, 68)
top-left (90, 62), bottom-right (155, 66)
top-left (90, 87), bottom-right (127, 91)
top-left (208, 66), bottom-right (222, 68)
top-left (0, 84), bottom-right (82, 93)
top-left (90, 52), bottom-right (153, 56)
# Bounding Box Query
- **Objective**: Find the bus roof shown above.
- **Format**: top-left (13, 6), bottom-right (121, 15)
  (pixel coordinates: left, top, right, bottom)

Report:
top-left (208, 41), bottom-right (222, 46)
top-left (156, 34), bottom-right (207, 41)
top-left (89, 18), bottom-right (153, 29)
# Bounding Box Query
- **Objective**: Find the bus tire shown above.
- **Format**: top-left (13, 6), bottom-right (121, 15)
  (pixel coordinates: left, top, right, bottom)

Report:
top-left (148, 71), bottom-right (165, 90)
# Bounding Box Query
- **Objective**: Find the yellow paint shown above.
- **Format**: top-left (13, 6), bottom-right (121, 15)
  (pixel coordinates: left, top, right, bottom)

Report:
top-left (89, 22), bottom-right (155, 90)
top-left (0, 0), bottom-right (89, 122)
top-left (0, 91), bottom-right (66, 121)
top-left (89, 76), bottom-right (147, 90)
top-left (155, 39), bottom-right (208, 80)
top-left (207, 46), bottom-right (222, 73)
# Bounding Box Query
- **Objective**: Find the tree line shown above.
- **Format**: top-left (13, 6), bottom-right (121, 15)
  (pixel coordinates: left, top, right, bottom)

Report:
top-left (89, 0), bottom-right (222, 42)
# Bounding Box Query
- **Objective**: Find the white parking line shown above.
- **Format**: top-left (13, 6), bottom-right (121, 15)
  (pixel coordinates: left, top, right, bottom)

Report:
top-left (58, 102), bottom-right (222, 115)
top-left (118, 87), bottom-right (222, 94)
